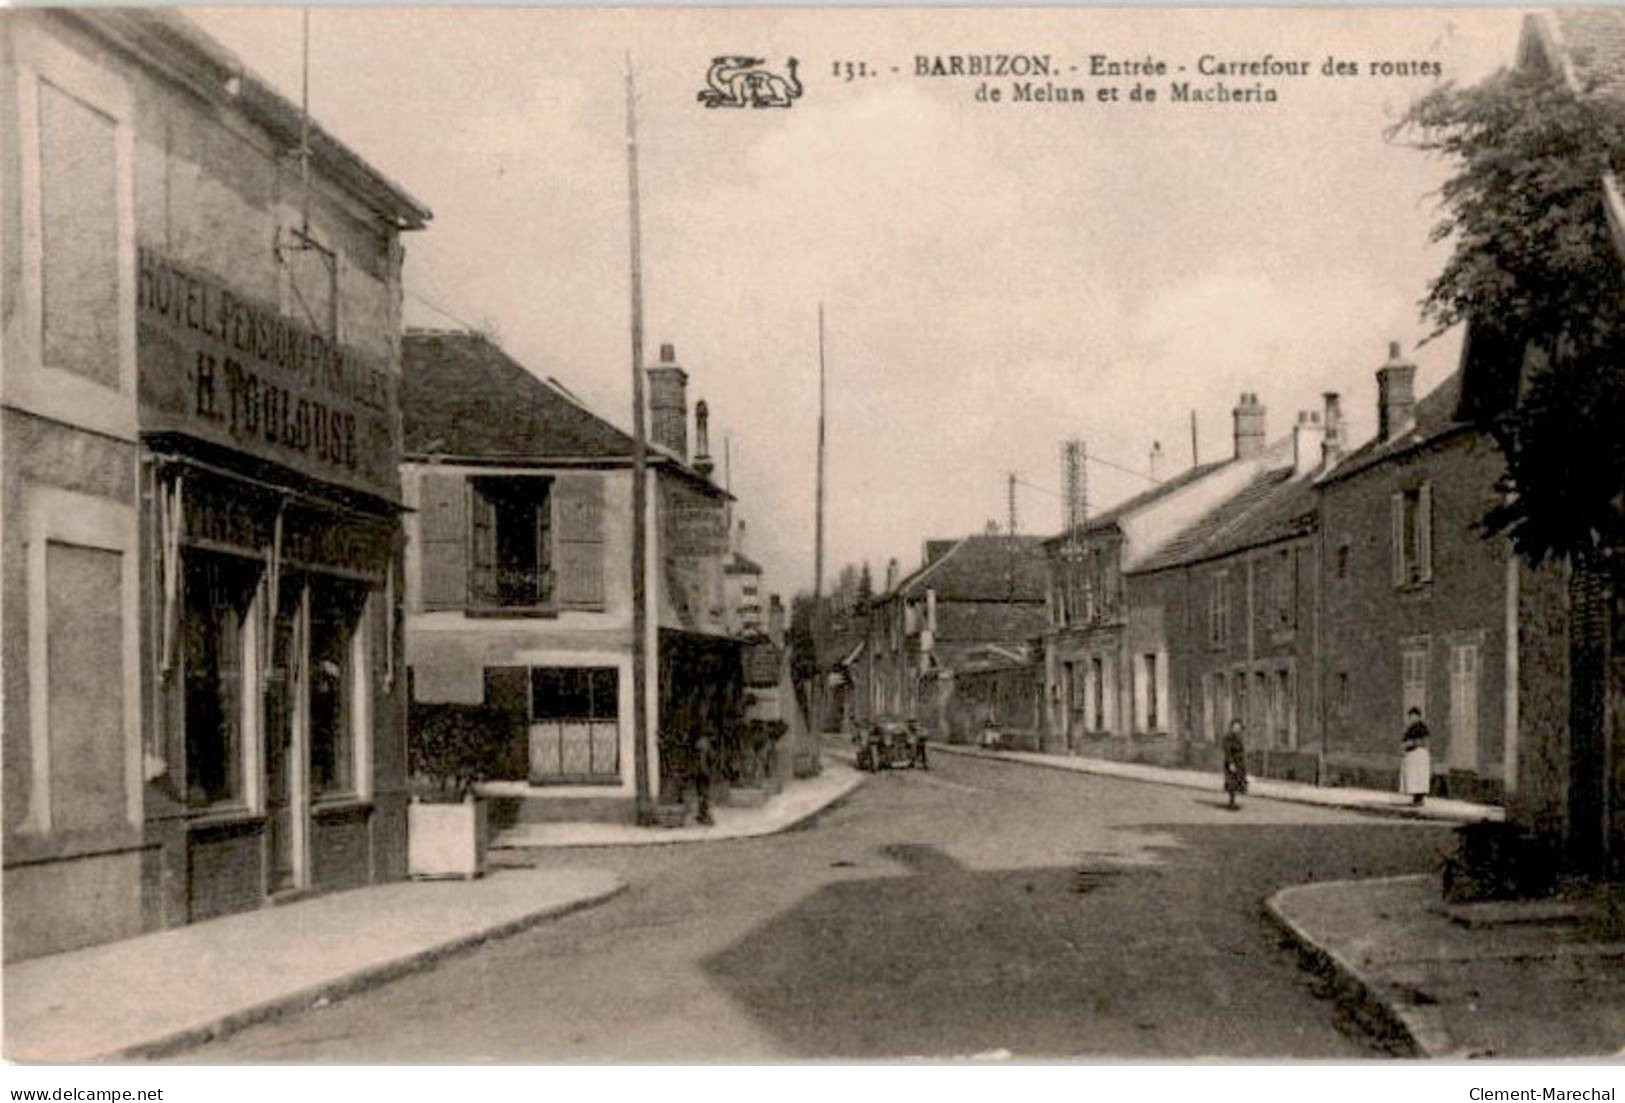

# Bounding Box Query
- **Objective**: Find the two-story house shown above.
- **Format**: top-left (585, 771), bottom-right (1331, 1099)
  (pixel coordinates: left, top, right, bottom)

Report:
top-left (864, 533), bottom-right (1048, 741)
top-left (401, 333), bottom-right (738, 824)
top-left (1042, 394), bottom-right (1285, 760)
top-left (1126, 406), bottom-right (1329, 780)
top-left (1317, 343), bottom-right (1526, 803)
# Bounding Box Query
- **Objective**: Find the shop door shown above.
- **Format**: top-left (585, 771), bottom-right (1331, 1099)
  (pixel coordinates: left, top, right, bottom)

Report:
top-left (264, 581), bottom-right (306, 893)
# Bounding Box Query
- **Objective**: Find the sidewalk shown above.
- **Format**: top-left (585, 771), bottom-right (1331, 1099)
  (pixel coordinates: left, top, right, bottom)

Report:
top-left (4, 866), bottom-right (626, 1062)
top-left (1268, 874), bottom-right (1625, 1058)
top-left (921, 740), bottom-right (1503, 824)
top-left (490, 760), bottom-right (864, 848)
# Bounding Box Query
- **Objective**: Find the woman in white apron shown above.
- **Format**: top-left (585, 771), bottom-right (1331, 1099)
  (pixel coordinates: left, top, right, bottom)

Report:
top-left (1400, 707), bottom-right (1431, 805)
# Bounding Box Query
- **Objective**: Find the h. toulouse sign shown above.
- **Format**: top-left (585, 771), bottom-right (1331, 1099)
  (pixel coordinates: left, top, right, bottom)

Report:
top-left (136, 247), bottom-right (400, 500)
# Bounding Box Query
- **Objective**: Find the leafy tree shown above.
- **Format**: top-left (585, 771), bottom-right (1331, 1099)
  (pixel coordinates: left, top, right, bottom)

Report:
top-left (1394, 67), bottom-right (1625, 567)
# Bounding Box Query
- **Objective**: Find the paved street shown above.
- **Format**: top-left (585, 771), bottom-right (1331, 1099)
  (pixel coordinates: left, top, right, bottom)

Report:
top-left (189, 755), bottom-right (1455, 1060)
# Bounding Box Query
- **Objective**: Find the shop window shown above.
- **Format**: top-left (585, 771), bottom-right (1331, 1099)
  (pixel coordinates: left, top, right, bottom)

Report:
top-left (183, 553), bottom-right (256, 808)
top-left (309, 577), bottom-right (369, 797)
top-left (529, 667), bottom-right (620, 784)
top-left (471, 477), bottom-right (553, 609)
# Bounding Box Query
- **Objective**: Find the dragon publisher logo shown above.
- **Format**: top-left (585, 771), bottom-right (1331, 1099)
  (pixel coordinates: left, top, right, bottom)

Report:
top-left (696, 56), bottom-right (803, 109)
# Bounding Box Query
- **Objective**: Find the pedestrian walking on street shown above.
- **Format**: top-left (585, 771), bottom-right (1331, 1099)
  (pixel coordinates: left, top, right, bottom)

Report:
top-left (1399, 706), bottom-right (1431, 806)
top-left (1222, 718), bottom-right (1249, 810)
top-left (694, 732), bottom-right (716, 826)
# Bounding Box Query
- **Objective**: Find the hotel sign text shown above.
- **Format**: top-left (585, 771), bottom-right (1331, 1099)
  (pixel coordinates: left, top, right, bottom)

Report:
top-left (136, 247), bottom-right (400, 500)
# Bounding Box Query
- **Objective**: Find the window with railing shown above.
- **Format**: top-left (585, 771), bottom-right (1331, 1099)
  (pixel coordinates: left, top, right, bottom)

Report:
top-left (470, 477), bottom-right (553, 610)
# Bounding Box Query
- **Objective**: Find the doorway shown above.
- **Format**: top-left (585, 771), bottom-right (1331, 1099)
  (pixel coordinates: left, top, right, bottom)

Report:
top-left (264, 577), bottom-right (307, 895)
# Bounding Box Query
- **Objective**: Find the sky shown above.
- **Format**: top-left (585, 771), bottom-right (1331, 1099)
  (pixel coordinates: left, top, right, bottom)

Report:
top-left (190, 6), bottom-right (1527, 601)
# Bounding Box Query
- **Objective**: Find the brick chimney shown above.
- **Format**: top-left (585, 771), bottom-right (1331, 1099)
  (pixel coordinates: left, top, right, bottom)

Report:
top-left (1321, 391), bottom-right (1344, 468)
top-left (885, 557), bottom-right (899, 593)
top-left (693, 398), bottom-right (714, 478)
top-left (1376, 341), bottom-right (1417, 443)
top-left (1292, 410), bottom-right (1325, 477)
top-left (647, 343), bottom-right (688, 458)
top-left (1232, 393), bottom-right (1266, 459)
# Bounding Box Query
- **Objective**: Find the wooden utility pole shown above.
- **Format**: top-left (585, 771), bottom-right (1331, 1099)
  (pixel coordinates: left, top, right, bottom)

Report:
top-left (1190, 409), bottom-right (1199, 468)
top-left (812, 305), bottom-right (828, 736)
top-left (624, 55), bottom-right (653, 824)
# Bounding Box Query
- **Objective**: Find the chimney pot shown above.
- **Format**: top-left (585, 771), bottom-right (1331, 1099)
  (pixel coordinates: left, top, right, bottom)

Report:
top-left (1292, 408), bottom-right (1326, 477)
top-left (694, 398), bottom-right (714, 477)
top-left (647, 343), bottom-right (690, 458)
top-left (1232, 391), bottom-right (1267, 460)
top-left (1376, 340), bottom-right (1418, 443)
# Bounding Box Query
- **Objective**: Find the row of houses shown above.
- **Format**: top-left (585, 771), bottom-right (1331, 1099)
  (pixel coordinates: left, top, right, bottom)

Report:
top-left (837, 9), bottom-right (1623, 874)
top-left (842, 335), bottom-right (1613, 868)
top-left (1, 9), bottom-right (787, 964)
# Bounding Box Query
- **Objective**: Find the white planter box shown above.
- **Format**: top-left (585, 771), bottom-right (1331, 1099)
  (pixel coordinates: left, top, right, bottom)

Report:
top-left (408, 798), bottom-right (489, 880)
top-left (727, 786), bottom-right (770, 808)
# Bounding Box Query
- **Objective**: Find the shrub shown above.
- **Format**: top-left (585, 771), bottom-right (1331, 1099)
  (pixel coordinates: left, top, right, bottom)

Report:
top-left (408, 703), bottom-right (506, 802)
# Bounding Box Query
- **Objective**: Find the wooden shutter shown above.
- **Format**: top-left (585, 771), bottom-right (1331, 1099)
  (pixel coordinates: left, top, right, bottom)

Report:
top-left (555, 475), bottom-right (605, 610)
top-left (418, 472), bottom-right (468, 610)
top-left (1418, 483), bottom-right (1434, 583)
top-left (1391, 492), bottom-right (1406, 587)
top-left (469, 483), bottom-right (496, 606)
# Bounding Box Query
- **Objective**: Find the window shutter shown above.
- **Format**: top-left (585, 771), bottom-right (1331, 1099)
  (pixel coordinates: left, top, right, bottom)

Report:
top-left (1391, 492), bottom-right (1405, 587)
top-left (1418, 483), bottom-right (1433, 582)
top-left (418, 472), bottom-right (468, 609)
top-left (469, 484), bottom-right (496, 606)
top-left (555, 475), bottom-right (605, 610)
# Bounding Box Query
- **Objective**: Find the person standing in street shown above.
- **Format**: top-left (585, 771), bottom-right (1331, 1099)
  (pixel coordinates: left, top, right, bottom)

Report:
top-left (1222, 718), bottom-right (1248, 810)
top-left (1400, 706), bottom-right (1431, 805)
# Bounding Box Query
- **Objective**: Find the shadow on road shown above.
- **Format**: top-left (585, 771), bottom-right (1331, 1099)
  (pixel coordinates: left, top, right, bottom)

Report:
top-left (701, 821), bottom-right (1453, 1059)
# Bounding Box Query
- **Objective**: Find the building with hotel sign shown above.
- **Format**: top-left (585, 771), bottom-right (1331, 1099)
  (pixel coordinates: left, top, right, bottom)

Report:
top-left (1, 9), bottom-right (430, 961)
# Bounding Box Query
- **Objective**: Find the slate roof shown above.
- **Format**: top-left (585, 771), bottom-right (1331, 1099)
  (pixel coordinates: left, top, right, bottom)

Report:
top-left (403, 331), bottom-right (635, 459)
top-left (933, 601), bottom-right (1049, 643)
top-left (1133, 467), bottom-right (1293, 573)
top-left (1042, 461), bottom-right (1229, 548)
top-left (887, 534), bottom-right (1048, 603)
top-left (403, 331), bottom-right (727, 498)
top-left (726, 551), bottom-right (764, 577)
top-left (1319, 369), bottom-right (1466, 486)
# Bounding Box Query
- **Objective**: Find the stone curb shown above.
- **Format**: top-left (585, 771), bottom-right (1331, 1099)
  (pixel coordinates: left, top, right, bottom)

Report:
top-left (1264, 876), bottom-right (1462, 1060)
top-left (492, 767), bottom-right (866, 849)
top-left (925, 742), bottom-right (1500, 824)
top-left (109, 878), bottom-right (629, 1062)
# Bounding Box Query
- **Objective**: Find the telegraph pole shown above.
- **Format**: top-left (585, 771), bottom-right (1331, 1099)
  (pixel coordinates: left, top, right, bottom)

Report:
top-left (812, 304), bottom-right (828, 737)
top-left (624, 55), bottom-right (653, 825)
